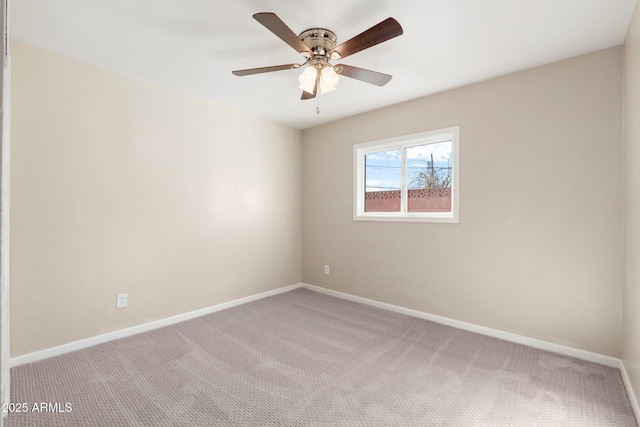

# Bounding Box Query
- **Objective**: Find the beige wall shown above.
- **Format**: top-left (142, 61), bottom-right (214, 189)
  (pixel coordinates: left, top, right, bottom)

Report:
top-left (302, 47), bottom-right (624, 357)
top-left (624, 1), bottom-right (640, 406)
top-left (10, 42), bottom-right (302, 357)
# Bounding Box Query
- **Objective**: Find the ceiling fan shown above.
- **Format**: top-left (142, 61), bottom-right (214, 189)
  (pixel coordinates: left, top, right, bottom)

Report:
top-left (232, 13), bottom-right (403, 100)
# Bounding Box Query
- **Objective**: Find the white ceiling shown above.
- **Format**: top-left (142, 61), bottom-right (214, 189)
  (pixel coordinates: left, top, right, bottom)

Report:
top-left (11, 0), bottom-right (637, 129)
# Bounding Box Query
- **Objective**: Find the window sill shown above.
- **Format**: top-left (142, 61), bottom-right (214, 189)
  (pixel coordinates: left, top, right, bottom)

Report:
top-left (353, 212), bottom-right (459, 223)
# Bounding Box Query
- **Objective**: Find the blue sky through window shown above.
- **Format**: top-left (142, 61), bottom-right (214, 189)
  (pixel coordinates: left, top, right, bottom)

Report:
top-left (365, 141), bottom-right (452, 192)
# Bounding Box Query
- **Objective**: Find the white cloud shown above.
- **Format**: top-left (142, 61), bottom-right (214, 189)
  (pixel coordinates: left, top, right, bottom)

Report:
top-left (406, 141), bottom-right (451, 162)
top-left (366, 149), bottom-right (401, 162)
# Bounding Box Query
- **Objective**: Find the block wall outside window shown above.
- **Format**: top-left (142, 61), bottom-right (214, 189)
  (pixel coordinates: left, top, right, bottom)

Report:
top-left (365, 188), bottom-right (452, 212)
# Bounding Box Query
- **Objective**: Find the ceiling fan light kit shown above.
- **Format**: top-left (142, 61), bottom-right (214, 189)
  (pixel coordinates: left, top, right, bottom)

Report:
top-left (319, 66), bottom-right (340, 93)
top-left (298, 66), bottom-right (317, 93)
top-left (232, 12), bottom-right (403, 102)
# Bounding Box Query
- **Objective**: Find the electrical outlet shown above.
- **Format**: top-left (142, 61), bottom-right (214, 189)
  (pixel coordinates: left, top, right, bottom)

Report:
top-left (116, 293), bottom-right (128, 309)
top-left (324, 265), bottom-right (330, 275)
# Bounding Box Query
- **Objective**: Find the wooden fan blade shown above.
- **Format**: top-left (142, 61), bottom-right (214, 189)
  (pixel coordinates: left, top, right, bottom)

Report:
top-left (329, 17), bottom-right (403, 60)
top-left (232, 63), bottom-right (301, 76)
top-left (300, 87), bottom-right (317, 100)
top-left (253, 12), bottom-right (311, 55)
top-left (301, 91), bottom-right (314, 100)
top-left (335, 64), bottom-right (392, 86)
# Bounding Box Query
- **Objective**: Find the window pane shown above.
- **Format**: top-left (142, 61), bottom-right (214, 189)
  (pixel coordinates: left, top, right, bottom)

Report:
top-left (364, 149), bottom-right (401, 212)
top-left (406, 141), bottom-right (452, 213)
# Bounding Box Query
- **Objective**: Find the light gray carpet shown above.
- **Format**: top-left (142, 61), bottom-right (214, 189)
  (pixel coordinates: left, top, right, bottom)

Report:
top-left (6, 288), bottom-right (638, 426)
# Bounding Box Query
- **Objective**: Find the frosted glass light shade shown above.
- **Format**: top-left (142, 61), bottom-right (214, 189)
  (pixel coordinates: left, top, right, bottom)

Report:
top-left (319, 66), bottom-right (340, 94)
top-left (298, 66), bottom-right (317, 94)
top-left (321, 66), bottom-right (340, 88)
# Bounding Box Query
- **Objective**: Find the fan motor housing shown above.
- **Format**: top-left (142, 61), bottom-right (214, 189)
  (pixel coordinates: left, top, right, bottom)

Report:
top-left (299, 28), bottom-right (337, 57)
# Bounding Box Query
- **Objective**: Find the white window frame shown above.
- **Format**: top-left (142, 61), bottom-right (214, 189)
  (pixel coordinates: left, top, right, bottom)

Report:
top-left (353, 126), bottom-right (460, 223)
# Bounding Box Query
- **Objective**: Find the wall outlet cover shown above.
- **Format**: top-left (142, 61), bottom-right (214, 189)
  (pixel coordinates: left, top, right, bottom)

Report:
top-left (116, 293), bottom-right (128, 309)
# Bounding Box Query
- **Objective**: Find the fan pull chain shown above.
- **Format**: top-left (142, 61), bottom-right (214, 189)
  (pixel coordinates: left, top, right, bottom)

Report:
top-left (316, 98), bottom-right (320, 115)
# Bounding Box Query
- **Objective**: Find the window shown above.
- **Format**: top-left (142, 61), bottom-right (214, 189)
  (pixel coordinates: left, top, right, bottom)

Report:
top-left (354, 126), bottom-right (459, 223)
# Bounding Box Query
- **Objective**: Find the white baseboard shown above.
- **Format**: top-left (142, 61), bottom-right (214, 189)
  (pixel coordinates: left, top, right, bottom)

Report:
top-left (301, 283), bottom-right (621, 368)
top-left (10, 283), bottom-right (303, 367)
top-left (620, 360), bottom-right (640, 423)
top-left (14, 281), bottom-right (623, 370)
